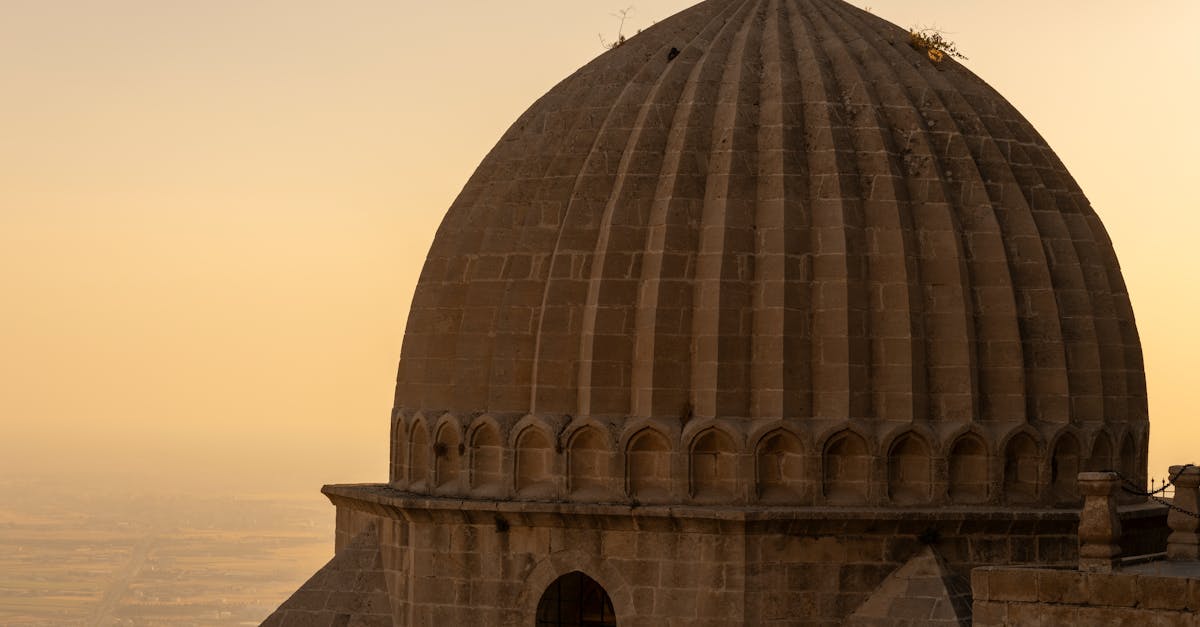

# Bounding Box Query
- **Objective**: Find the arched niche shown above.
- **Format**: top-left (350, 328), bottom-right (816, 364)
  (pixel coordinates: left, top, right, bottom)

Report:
top-left (756, 430), bottom-right (805, 503)
top-left (1050, 433), bottom-right (1082, 505)
top-left (887, 433), bottom-right (932, 505)
top-left (1086, 432), bottom-right (1114, 472)
top-left (470, 422), bottom-right (504, 494)
top-left (516, 427), bottom-right (556, 497)
top-left (948, 434), bottom-right (989, 504)
top-left (392, 417), bottom-right (407, 485)
top-left (434, 423), bottom-right (461, 491)
top-left (1116, 433), bottom-right (1141, 503)
top-left (626, 429), bottom-right (672, 502)
top-left (409, 421), bottom-right (430, 490)
top-left (535, 571), bottom-right (616, 627)
top-left (823, 431), bottom-right (870, 505)
top-left (690, 429), bottom-right (737, 502)
top-left (1003, 433), bottom-right (1040, 505)
top-left (1118, 434), bottom-right (1137, 480)
top-left (568, 426), bottom-right (611, 499)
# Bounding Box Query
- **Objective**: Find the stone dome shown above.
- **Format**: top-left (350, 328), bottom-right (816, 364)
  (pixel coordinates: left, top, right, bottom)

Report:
top-left (391, 0), bottom-right (1147, 507)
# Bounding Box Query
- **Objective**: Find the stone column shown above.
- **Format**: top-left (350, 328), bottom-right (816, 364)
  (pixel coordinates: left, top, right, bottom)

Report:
top-left (1077, 472), bottom-right (1122, 573)
top-left (1167, 464), bottom-right (1200, 561)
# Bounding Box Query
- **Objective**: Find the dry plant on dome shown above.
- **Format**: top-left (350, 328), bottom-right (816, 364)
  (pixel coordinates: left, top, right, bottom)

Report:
top-left (599, 6), bottom-right (635, 50)
top-left (908, 27), bottom-right (968, 63)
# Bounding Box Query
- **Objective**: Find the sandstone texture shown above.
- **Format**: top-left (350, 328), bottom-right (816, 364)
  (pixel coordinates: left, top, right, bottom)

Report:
top-left (270, 0), bottom-right (1163, 624)
top-left (392, 0), bottom-right (1147, 510)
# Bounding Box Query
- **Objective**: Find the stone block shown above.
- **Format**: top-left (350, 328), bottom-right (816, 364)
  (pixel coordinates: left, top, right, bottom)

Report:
top-left (887, 596), bottom-right (937, 621)
top-left (1036, 569), bottom-right (1087, 604)
top-left (622, 559), bottom-right (661, 587)
top-left (1086, 572), bottom-right (1138, 608)
top-left (283, 590), bottom-right (332, 611)
top-left (278, 611), bottom-right (336, 627)
top-left (1076, 606), bottom-right (1146, 626)
top-left (789, 564), bottom-right (838, 592)
top-left (838, 564), bottom-right (892, 594)
top-left (657, 587), bottom-right (700, 618)
top-left (970, 568), bottom-right (991, 602)
top-left (988, 569), bottom-right (1038, 603)
top-left (1138, 575), bottom-right (1190, 611)
top-left (631, 586), bottom-right (656, 615)
top-left (602, 530), bottom-right (639, 559)
top-left (1007, 601), bottom-right (1054, 626)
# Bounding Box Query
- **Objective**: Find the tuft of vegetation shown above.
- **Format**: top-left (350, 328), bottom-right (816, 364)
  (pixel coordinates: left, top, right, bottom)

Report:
top-left (600, 6), bottom-right (635, 50)
top-left (908, 28), bottom-right (968, 63)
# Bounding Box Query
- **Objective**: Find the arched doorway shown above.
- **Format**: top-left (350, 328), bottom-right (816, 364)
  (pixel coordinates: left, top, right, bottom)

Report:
top-left (536, 571), bottom-right (616, 627)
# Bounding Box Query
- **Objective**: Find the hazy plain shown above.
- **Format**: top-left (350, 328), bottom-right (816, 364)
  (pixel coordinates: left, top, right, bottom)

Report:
top-left (0, 477), bottom-right (332, 626)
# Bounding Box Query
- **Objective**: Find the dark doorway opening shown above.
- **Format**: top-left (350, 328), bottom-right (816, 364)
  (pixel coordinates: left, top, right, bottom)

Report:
top-left (535, 571), bottom-right (616, 627)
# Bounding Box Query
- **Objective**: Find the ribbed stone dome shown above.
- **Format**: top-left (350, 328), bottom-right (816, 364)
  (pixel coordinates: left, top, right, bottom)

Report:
top-left (391, 0), bottom-right (1148, 507)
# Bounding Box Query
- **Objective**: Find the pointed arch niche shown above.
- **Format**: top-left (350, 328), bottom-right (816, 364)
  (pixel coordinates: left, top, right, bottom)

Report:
top-left (516, 427), bottom-right (556, 497)
top-left (470, 422), bottom-right (504, 495)
top-left (568, 426), bottom-right (612, 499)
top-left (948, 434), bottom-right (989, 504)
top-left (824, 431), bottom-right (870, 505)
top-left (690, 429), bottom-right (737, 502)
top-left (756, 430), bottom-right (805, 503)
top-left (1004, 433), bottom-right (1040, 505)
top-left (887, 433), bottom-right (932, 505)
top-left (626, 429), bottom-right (672, 502)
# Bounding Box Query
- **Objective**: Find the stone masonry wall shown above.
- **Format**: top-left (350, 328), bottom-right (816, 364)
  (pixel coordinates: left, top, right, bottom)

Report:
top-left (323, 485), bottom-right (1081, 626)
top-left (972, 566), bottom-right (1200, 626)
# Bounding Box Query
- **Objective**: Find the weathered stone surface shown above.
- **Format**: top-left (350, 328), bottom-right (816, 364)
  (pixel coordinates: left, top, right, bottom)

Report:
top-left (272, 0), bottom-right (1163, 623)
top-left (1168, 465), bottom-right (1200, 561)
top-left (1078, 472), bottom-right (1122, 572)
top-left (389, 0), bottom-right (1149, 511)
top-left (283, 486), bottom-right (1088, 625)
top-left (845, 546), bottom-right (971, 626)
top-left (263, 526), bottom-right (392, 627)
top-left (975, 565), bottom-right (1200, 627)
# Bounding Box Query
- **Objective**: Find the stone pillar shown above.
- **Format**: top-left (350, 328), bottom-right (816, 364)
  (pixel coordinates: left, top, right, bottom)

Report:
top-left (1167, 464), bottom-right (1200, 561)
top-left (1077, 472), bottom-right (1122, 573)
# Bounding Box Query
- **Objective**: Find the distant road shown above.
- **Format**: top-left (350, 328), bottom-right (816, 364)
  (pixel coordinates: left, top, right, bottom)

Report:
top-left (87, 533), bottom-right (157, 626)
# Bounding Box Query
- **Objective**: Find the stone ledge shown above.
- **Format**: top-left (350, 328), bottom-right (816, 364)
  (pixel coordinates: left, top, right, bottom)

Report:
top-left (974, 565), bottom-right (1200, 612)
top-left (322, 484), bottom-right (1085, 535)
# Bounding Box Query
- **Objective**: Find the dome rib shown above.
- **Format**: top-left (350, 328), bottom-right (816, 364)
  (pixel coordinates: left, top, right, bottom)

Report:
top-left (690, 0), bottom-right (766, 420)
top-left (968, 91), bottom-right (1090, 425)
top-left (901, 28), bottom-right (1073, 425)
top-left (528, 2), bottom-right (732, 415)
top-left (576, 0), bottom-right (746, 418)
top-left (809, 0), bottom-right (939, 426)
top-left (750, 0), bottom-right (799, 420)
top-left (775, 0), bottom-right (823, 422)
top-left (630, 0), bottom-right (761, 419)
top-left (452, 38), bottom-right (630, 413)
top-left (984, 96), bottom-right (1116, 424)
top-left (829, 0), bottom-right (1046, 425)
top-left (803, 0), bottom-right (895, 422)
top-left (820, 0), bottom-right (986, 426)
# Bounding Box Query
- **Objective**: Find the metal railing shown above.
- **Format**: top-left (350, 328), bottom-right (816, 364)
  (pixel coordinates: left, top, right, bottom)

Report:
top-left (1112, 464), bottom-right (1198, 519)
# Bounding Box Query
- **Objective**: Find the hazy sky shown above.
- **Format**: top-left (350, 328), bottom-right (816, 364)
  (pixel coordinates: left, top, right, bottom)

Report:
top-left (1, 0), bottom-right (1197, 496)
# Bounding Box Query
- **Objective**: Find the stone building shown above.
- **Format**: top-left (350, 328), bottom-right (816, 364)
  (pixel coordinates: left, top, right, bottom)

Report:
top-left (265, 0), bottom-right (1173, 624)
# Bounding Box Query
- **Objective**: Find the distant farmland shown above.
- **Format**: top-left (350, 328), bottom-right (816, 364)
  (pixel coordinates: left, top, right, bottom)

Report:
top-left (0, 479), bottom-right (332, 626)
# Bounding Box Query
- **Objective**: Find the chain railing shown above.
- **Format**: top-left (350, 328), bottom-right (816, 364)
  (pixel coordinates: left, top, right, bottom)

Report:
top-left (1149, 477), bottom-right (1176, 500)
top-left (1109, 464), bottom-right (1199, 520)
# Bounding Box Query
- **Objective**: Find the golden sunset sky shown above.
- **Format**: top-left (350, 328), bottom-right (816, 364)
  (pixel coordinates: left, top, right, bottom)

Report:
top-left (1, 0), bottom-right (1197, 496)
